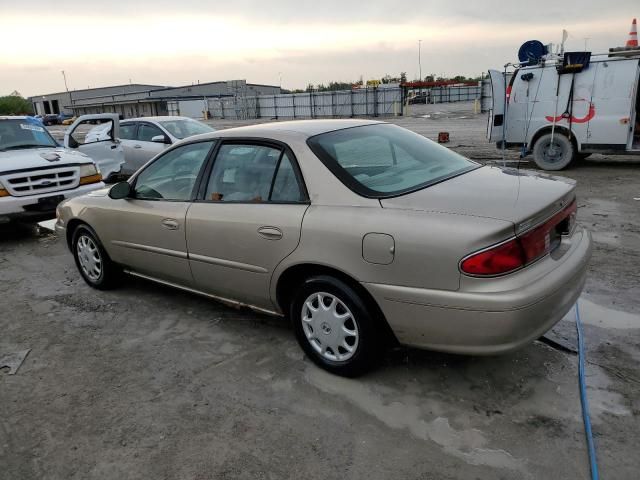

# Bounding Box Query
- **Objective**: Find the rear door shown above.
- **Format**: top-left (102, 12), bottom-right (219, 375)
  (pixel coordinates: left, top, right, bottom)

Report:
top-left (587, 59), bottom-right (639, 148)
top-left (487, 69), bottom-right (507, 142)
top-left (64, 114), bottom-right (124, 180)
top-left (130, 122), bottom-right (170, 169)
top-left (186, 141), bottom-right (309, 310)
top-left (117, 121), bottom-right (139, 174)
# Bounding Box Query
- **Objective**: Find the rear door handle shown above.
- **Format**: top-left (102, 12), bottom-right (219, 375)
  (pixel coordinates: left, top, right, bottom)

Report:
top-left (110, 144), bottom-right (118, 149)
top-left (257, 226), bottom-right (283, 240)
top-left (161, 218), bottom-right (179, 230)
top-left (133, 144), bottom-right (142, 149)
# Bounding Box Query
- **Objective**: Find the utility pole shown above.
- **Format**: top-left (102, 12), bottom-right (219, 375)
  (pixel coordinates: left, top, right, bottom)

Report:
top-left (418, 40), bottom-right (422, 79)
top-left (418, 39), bottom-right (422, 95)
top-left (61, 70), bottom-right (72, 114)
top-left (583, 37), bottom-right (590, 51)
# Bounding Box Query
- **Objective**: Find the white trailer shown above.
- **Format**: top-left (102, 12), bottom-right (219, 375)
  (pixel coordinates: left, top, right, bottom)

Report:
top-left (487, 51), bottom-right (640, 170)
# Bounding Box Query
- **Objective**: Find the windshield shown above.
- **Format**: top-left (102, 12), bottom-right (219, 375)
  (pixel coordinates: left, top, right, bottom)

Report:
top-left (0, 118), bottom-right (58, 151)
top-left (158, 119), bottom-right (214, 139)
top-left (307, 124), bottom-right (478, 198)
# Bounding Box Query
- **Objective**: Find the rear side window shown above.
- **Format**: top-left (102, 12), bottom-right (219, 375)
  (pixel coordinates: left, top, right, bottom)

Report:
top-left (204, 144), bottom-right (305, 203)
top-left (307, 124), bottom-right (478, 198)
top-left (119, 123), bottom-right (136, 140)
top-left (271, 153), bottom-right (305, 202)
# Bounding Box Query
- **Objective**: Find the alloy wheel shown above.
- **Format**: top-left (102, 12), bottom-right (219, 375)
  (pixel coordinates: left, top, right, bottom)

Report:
top-left (301, 292), bottom-right (359, 362)
top-left (76, 234), bottom-right (102, 282)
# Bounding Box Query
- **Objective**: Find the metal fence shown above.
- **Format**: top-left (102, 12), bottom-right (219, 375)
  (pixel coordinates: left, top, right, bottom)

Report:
top-left (206, 87), bottom-right (403, 120)
top-left (429, 85), bottom-right (481, 103)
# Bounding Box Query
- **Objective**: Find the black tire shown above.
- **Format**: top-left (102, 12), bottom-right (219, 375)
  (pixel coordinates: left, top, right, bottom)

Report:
top-left (532, 132), bottom-right (576, 170)
top-left (71, 224), bottom-right (120, 289)
top-left (290, 275), bottom-right (384, 377)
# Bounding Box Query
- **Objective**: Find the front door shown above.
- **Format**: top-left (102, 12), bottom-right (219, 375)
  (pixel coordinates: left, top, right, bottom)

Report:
top-left (107, 140), bottom-right (215, 285)
top-left (186, 141), bottom-right (309, 310)
top-left (64, 114), bottom-right (124, 180)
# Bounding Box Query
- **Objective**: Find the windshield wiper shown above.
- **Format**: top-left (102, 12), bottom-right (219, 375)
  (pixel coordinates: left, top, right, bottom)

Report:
top-left (0, 144), bottom-right (54, 152)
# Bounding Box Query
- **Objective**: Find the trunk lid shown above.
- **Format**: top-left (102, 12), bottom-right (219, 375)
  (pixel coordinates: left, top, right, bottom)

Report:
top-left (380, 165), bottom-right (576, 232)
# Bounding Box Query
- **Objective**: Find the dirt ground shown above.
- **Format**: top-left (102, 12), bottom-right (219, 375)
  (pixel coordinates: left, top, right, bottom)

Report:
top-left (1, 104), bottom-right (639, 479)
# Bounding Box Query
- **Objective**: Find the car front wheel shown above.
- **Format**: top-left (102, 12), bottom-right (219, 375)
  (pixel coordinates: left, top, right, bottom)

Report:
top-left (291, 275), bottom-right (383, 377)
top-left (72, 225), bottom-right (120, 289)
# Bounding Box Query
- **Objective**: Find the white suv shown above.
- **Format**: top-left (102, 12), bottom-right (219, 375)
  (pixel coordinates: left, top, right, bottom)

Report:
top-left (0, 116), bottom-right (106, 223)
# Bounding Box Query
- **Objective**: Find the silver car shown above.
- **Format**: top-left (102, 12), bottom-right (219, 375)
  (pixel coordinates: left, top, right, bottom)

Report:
top-left (55, 120), bottom-right (592, 376)
top-left (86, 116), bottom-right (214, 174)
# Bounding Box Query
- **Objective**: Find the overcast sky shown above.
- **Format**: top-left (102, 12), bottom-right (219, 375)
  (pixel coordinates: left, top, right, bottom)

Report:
top-left (1, 1), bottom-right (637, 96)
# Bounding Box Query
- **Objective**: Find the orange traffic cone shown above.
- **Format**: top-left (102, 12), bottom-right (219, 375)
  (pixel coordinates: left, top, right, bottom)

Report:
top-left (627, 18), bottom-right (638, 48)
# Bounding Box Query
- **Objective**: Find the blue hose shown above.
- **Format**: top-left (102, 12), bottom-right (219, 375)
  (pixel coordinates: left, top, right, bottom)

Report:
top-left (576, 302), bottom-right (599, 480)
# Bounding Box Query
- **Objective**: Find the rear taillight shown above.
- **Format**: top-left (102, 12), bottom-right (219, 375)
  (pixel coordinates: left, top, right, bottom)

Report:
top-left (460, 238), bottom-right (526, 275)
top-left (461, 200), bottom-right (577, 276)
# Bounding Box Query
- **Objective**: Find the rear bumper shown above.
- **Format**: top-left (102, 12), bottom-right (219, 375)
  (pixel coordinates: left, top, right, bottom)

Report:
top-left (0, 183), bottom-right (105, 222)
top-left (364, 227), bottom-right (592, 355)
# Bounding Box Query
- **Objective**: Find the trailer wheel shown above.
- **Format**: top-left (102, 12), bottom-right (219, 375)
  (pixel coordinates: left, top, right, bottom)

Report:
top-left (532, 133), bottom-right (575, 171)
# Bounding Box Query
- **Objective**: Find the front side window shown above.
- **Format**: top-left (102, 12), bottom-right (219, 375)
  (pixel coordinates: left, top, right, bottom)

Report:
top-left (204, 144), bottom-right (304, 203)
top-left (307, 124), bottom-right (478, 198)
top-left (134, 141), bottom-right (213, 201)
top-left (0, 119), bottom-right (57, 151)
top-left (138, 123), bottom-right (164, 142)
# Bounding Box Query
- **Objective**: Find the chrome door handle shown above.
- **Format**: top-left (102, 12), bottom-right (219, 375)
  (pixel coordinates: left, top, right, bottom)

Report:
top-left (161, 218), bottom-right (179, 230)
top-left (257, 226), bottom-right (283, 240)
top-left (133, 144), bottom-right (142, 149)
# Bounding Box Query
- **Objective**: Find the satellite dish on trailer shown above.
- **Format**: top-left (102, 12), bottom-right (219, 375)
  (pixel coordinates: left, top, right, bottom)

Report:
top-left (518, 40), bottom-right (548, 65)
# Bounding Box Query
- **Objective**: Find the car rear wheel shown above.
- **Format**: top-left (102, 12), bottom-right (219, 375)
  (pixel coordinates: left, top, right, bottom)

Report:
top-left (72, 225), bottom-right (120, 289)
top-left (291, 275), bottom-right (383, 377)
top-left (532, 133), bottom-right (575, 170)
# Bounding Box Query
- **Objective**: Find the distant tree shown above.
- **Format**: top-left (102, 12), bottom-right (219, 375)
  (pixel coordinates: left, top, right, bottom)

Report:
top-left (424, 74), bottom-right (435, 82)
top-left (305, 83), bottom-right (315, 92)
top-left (400, 72), bottom-right (407, 84)
top-left (0, 95), bottom-right (33, 115)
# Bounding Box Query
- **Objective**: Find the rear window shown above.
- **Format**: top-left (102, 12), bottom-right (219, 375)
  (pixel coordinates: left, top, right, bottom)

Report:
top-left (307, 124), bottom-right (478, 198)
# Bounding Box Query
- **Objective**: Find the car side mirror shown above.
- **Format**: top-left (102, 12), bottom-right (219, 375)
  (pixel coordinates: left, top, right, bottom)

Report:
top-left (108, 181), bottom-right (132, 199)
top-left (68, 136), bottom-right (79, 148)
top-left (151, 135), bottom-right (171, 144)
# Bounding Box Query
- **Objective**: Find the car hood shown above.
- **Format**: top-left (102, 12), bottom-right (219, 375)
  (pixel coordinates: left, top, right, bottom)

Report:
top-left (0, 147), bottom-right (92, 173)
top-left (381, 166), bottom-right (576, 232)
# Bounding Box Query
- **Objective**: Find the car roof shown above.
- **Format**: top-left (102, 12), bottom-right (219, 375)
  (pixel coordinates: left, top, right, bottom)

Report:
top-left (0, 116), bottom-right (31, 120)
top-left (207, 119), bottom-right (385, 139)
top-left (124, 116), bottom-right (195, 122)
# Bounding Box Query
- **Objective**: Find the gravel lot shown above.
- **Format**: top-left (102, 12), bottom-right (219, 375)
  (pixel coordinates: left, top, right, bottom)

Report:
top-left (2, 104), bottom-right (639, 479)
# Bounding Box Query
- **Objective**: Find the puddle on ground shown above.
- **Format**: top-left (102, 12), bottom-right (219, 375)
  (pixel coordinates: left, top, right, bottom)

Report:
top-left (568, 298), bottom-right (640, 330)
top-left (305, 368), bottom-right (526, 473)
